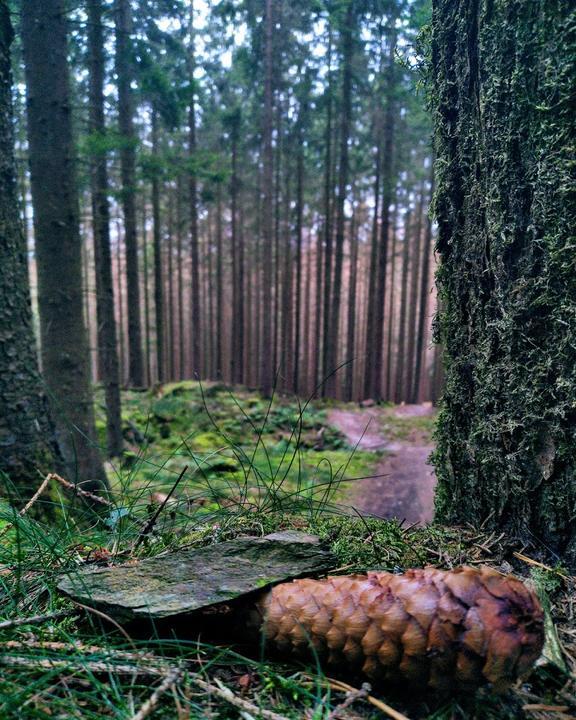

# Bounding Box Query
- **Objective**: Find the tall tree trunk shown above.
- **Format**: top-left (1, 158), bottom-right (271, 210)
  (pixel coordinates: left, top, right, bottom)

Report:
top-left (188, 3), bottom-right (201, 379)
top-left (293, 120), bottom-right (304, 393)
top-left (411, 170), bottom-right (434, 403)
top-left (327, 2), bottom-right (354, 398)
top-left (432, 0), bottom-right (576, 560)
top-left (259, 0), bottom-right (274, 395)
top-left (215, 183), bottom-right (224, 380)
top-left (141, 200), bottom-right (151, 384)
top-left (385, 203), bottom-right (399, 399)
top-left (321, 27), bottom-right (333, 392)
top-left (363, 137), bottom-right (381, 399)
top-left (115, 0), bottom-right (143, 386)
top-left (394, 209), bottom-right (411, 403)
top-left (345, 204), bottom-right (358, 401)
top-left (406, 184), bottom-right (424, 400)
top-left (176, 175), bottom-right (185, 379)
top-left (369, 15), bottom-right (397, 401)
top-left (21, 0), bottom-right (108, 492)
top-left (0, 1), bottom-right (61, 499)
top-left (151, 108), bottom-right (164, 383)
top-left (230, 125), bottom-right (243, 384)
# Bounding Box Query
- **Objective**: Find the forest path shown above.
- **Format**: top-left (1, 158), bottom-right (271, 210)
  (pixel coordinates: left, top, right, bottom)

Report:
top-left (328, 404), bottom-right (436, 525)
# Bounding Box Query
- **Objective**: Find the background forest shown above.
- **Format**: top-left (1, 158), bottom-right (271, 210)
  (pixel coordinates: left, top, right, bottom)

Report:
top-left (12, 0), bottom-right (436, 467)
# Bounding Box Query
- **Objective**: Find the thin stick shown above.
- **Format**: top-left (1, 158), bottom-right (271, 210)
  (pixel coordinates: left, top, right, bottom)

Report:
top-left (0, 655), bottom-right (166, 676)
top-left (0, 609), bottom-right (75, 630)
top-left (129, 665), bottom-right (183, 720)
top-left (324, 678), bottom-right (411, 720)
top-left (49, 473), bottom-right (115, 508)
top-left (134, 465), bottom-right (188, 549)
top-left (190, 675), bottom-right (290, 720)
top-left (327, 681), bottom-right (371, 719)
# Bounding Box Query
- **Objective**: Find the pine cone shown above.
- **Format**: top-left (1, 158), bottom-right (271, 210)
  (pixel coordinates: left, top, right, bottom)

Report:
top-left (244, 566), bottom-right (544, 694)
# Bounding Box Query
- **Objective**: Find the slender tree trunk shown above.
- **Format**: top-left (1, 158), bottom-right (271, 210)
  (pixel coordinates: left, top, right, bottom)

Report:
top-left (363, 138), bottom-right (381, 399)
top-left (293, 120), bottom-right (304, 393)
top-left (260, 0), bottom-right (274, 395)
top-left (0, 1), bottom-right (61, 499)
top-left (115, 0), bottom-right (143, 386)
top-left (150, 107), bottom-right (164, 383)
top-left (327, 4), bottom-right (354, 398)
top-left (176, 175), bottom-right (185, 379)
top-left (215, 183), bottom-right (224, 379)
top-left (22, 0), bottom-right (108, 492)
top-left (230, 128), bottom-right (244, 384)
top-left (188, 4), bottom-right (201, 379)
top-left (394, 209), bottom-right (411, 403)
top-left (385, 202), bottom-right (399, 400)
top-left (321, 28), bottom-right (333, 393)
top-left (406, 184), bottom-right (424, 400)
top-left (344, 204), bottom-right (359, 401)
top-left (370, 16), bottom-right (397, 401)
top-left (412, 170), bottom-right (434, 403)
top-left (141, 199), bottom-right (152, 384)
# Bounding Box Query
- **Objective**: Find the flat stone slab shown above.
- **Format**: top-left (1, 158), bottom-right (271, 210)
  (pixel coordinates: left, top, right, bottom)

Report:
top-left (58, 531), bottom-right (335, 622)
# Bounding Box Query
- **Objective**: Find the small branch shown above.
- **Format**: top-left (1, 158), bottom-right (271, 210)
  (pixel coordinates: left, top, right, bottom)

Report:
top-left (0, 609), bottom-right (75, 630)
top-left (324, 678), bottom-right (411, 720)
top-left (0, 655), bottom-right (166, 676)
top-left (134, 465), bottom-right (188, 549)
top-left (48, 473), bottom-right (115, 508)
top-left (129, 665), bottom-right (183, 720)
top-left (327, 681), bottom-right (371, 719)
top-left (190, 675), bottom-right (290, 720)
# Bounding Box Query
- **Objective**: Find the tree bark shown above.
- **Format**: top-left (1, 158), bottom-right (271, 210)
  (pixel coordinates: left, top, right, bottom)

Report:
top-left (432, 0), bottom-right (576, 560)
top-left (260, 0), bottom-right (275, 395)
top-left (369, 13), bottom-right (397, 401)
top-left (151, 107), bottom-right (165, 383)
top-left (326, 2), bottom-right (354, 398)
top-left (115, 0), bottom-right (143, 386)
top-left (0, 0), bottom-right (61, 499)
top-left (188, 3), bottom-right (201, 379)
top-left (21, 0), bottom-right (108, 492)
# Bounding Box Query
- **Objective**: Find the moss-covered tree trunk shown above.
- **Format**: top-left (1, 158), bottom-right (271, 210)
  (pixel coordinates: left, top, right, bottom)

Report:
top-left (432, 0), bottom-right (576, 560)
top-left (0, 0), bottom-right (60, 498)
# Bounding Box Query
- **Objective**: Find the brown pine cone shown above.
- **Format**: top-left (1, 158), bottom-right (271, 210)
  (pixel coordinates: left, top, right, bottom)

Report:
top-left (244, 566), bottom-right (544, 694)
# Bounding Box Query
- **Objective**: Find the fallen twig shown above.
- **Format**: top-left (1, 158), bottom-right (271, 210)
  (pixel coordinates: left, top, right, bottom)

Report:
top-left (0, 654), bottom-right (166, 676)
top-left (323, 678), bottom-right (411, 720)
top-left (49, 473), bottom-right (115, 508)
top-left (130, 665), bottom-right (184, 720)
top-left (327, 681), bottom-right (371, 719)
top-left (0, 609), bottom-right (75, 630)
top-left (191, 675), bottom-right (290, 720)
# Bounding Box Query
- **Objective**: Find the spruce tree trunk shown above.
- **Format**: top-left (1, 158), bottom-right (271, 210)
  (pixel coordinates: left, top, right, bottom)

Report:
top-left (21, 0), bottom-right (108, 492)
top-left (87, 0), bottom-right (123, 458)
top-left (115, 0), bottom-right (143, 387)
top-left (260, 0), bottom-right (274, 396)
top-left (0, 0), bottom-right (61, 497)
top-left (432, 0), bottom-right (576, 560)
top-left (188, 3), bottom-right (201, 380)
top-left (369, 13), bottom-right (397, 401)
top-left (327, 1), bottom-right (354, 398)
top-left (151, 108), bottom-right (164, 383)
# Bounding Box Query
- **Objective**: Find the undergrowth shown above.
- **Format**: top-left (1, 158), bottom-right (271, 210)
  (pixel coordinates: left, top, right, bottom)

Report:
top-left (0, 385), bottom-right (574, 719)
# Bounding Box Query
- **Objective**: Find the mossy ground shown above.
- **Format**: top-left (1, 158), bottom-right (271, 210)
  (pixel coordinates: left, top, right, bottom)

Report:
top-left (1, 385), bottom-right (574, 719)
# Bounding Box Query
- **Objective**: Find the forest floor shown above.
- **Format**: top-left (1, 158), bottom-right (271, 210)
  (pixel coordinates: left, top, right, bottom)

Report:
top-left (0, 385), bottom-right (574, 720)
top-left (328, 404), bottom-right (436, 524)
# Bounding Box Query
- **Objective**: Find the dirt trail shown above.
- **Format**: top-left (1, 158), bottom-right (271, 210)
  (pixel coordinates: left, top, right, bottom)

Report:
top-left (328, 405), bottom-right (436, 525)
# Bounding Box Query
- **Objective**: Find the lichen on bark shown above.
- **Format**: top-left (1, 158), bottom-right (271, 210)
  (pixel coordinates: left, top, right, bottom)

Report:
top-left (431, 0), bottom-right (576, 561)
